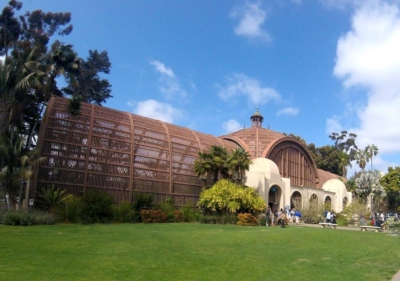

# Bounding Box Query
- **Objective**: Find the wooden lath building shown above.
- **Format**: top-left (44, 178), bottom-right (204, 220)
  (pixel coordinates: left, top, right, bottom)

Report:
top-left (32, 97), bottom-right (350, 210)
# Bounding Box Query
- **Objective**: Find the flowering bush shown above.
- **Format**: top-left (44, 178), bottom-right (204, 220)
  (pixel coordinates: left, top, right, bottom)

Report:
top-left (197, 179), bottom-right (266, 214)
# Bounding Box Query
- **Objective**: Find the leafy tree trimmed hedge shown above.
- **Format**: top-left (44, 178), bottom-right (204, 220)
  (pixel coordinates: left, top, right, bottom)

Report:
top-left (198, 179), bottom-right (266, 214)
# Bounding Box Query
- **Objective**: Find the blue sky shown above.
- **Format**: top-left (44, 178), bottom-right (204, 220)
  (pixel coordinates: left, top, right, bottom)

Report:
top-left (14, 0), bottom-right (400, 175)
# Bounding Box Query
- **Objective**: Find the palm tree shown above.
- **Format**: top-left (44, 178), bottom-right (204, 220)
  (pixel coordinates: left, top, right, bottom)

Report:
top-left (209, 145), bottom-right (229, 183)
top-left (225, 148), bottom-right (252, 184)
top-left (20, 149), bottom-right (47, 209)
top-left (354, 149), bottom-right (368, 171)
top-left (338, 151), bottom-right (351, 178)
top-left (194, 152), bottom-right (213, 186)
top-left (365, 144), bottom-right (378, 171)
top-left (194, 146), bottom-right (229, 185)
top-left (0, 132), bottom-right (26, 208)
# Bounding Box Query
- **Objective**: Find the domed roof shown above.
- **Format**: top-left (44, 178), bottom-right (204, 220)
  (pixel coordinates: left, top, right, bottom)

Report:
top-left (219, 126), bottom-right (285, 158)
top-left (247, 157), bottom-right (280, 176)
top-left (322, 178), bottom-right (347, 193)
top-left (219, 108), bottom-right (286, 158)
top-left (252, 108), bottom-right (261, 116)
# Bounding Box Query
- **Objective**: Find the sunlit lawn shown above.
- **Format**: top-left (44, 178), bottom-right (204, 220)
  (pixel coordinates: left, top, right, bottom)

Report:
top-left (0, 223), bottom-right (399, 281)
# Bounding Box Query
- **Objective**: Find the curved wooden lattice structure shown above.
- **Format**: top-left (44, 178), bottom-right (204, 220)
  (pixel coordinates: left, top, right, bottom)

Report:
top-left (33, 99), bottom-right (337, 205)
top-left (33, 97), bottom-right (239, 206)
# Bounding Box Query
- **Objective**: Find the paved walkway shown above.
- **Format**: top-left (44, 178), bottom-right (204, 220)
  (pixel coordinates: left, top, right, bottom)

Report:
top-left (289, 223), bottom-right (400, 280)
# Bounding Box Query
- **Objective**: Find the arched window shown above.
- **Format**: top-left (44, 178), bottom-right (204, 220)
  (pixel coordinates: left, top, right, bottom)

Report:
top-left (343, 197), bottom-right (348, 207)
top-left (324, 196), bottom-right (331, 210)
top-left (310, 194), bottom-right (318, 206)
top-left (291, 191), bottom-right (302, 209)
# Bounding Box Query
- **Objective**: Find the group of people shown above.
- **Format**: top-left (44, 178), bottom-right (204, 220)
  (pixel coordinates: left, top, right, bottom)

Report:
top-left (323, 209), bottom-right (336, 224)
top-left (265, 207), bottom-right (302, 228)
top-left (369, 211), bottom-right (389, 227)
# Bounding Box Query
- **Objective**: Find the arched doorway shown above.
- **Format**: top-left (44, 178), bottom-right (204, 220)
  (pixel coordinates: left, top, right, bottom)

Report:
top-left (268, 185), bottom-right (282, 213)
top-left (324, 196), bottom-right (332, 210)
top-left (310, 194), bottom-right (318, 206)
top-left (291, 191), bottom-right (302, 209)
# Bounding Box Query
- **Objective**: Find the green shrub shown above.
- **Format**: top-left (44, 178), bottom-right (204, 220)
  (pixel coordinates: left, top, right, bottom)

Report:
top-left (259, 216), bottom-right (267, 226)
top-left (81, 191), bottom-right (114, 224)
top-left (158, 199), bottom-right (175, 222)
top-left (132, 192), bottom-right (154, 222)
top-left (299, 202), bottom-right (324, 224)
top-left (220, 213), bottom-right (237, 224)
top-left (0, 209), bottom-right (54, 226)
top-left (140, 209), bottom-right (167, 223)
top-left (336, 214), bottom-right (348, 226)
top-left (112, 202), bottom-right (134, 223)
top-left (55, 197), bottom-right (85, 223)
top-left (36, 185), bottom-right (71, 213)
top-left (181, 205), bottom-right (197, 222)
top-left (237, 213), bottom-right (258, 226)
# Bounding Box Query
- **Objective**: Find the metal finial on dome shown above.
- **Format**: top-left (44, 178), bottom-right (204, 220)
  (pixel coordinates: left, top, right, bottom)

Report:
top-left (250, 107), bottom-right (263, 128)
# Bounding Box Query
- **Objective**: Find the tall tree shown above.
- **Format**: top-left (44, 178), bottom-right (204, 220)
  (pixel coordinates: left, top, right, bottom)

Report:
top-left (20, 148), bottom-right (47, 208)
top-left (354, 149), bottom-right (368, 171)
top-left (355, 171), bottom-right (384, 206)
top-left (194, 152), bottom-right (213, 186)
top-left (62, 49), bottom-right (112, 105)
top-left (365, 144), bottom-right (379, 171)
top-left (208, 145), bottom-right (229, 184)
top-left (0, 1), bottom-right (112, 206)
top-left (380, 166), bottom-right (400, 211)
top-left (329, 131), bottom-right (358, 178)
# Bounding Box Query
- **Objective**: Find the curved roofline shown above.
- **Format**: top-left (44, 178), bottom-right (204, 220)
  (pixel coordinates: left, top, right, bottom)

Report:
top-left (261, 136), bottom-right (320, 182)
top-left (219, 136), bottom-right (251, 153)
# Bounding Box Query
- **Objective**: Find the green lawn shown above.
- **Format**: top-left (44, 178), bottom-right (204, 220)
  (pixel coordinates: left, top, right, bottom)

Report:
top-left (0, 223), bottom-right (399, 281)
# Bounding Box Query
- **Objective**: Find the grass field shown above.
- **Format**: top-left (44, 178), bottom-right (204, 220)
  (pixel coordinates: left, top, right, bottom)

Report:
top-left (0, 223), bottom-right (399, 281)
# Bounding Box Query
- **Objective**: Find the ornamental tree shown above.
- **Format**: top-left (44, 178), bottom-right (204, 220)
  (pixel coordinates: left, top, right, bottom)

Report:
top-left (197, 179), bottom-right (266, 214)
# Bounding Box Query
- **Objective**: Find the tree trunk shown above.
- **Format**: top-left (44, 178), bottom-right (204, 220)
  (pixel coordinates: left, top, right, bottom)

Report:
top-left (18, 178), bottom-right (24, 210)
top-left (23, 178), bottom-right (31, 209)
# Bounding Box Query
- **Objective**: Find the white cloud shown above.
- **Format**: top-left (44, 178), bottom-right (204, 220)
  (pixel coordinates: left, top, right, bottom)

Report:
top-left (217, 74), bottom-right (281, 106)
top-left (128, 99), bottom-right (183, 124)
top-left (222, 119), bottom-right (243, 134)
top-left (150, 60), bottom-right (175, 77)
top-left (331, 0), bottom-right (400, 157)
top-left (276, 107), bottom-right (300, 116)
top-left (231, 1), bottom-right (271, 42)
top-left (325, 115), bottom-right (343, 136)
top-left (150, 60), bottom-right (187, 99)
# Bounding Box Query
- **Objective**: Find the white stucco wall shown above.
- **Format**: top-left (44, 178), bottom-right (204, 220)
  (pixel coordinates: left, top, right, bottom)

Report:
top-left (245, 157), bottom-right (352, 213)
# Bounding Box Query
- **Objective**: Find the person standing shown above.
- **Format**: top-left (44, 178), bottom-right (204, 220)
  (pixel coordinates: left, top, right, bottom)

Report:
top-left (324, 209), bottom-right (328, 222)
top-left (331, 211), bottom-right (336, 224)
top-left (280, 212), bottom-right (286, 228)
top-left (326, 210), bottom-right (332, 223)
top-left (290, 208), bottom-right (295, 224)
top-left (277, 208), bottom-right (283, 226)
top-left (359, 215), bottom-right (366, 226)
top-left (265, 207), bottom-right (271, 227)
top-left (271, 212), bottom-right (275, 227)
top-left (295, 209), bottom-right (301, 224)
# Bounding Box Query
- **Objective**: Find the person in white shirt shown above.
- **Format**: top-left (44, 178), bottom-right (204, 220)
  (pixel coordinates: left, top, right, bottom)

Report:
top-left (326, 211), bottom-right (332, 223)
